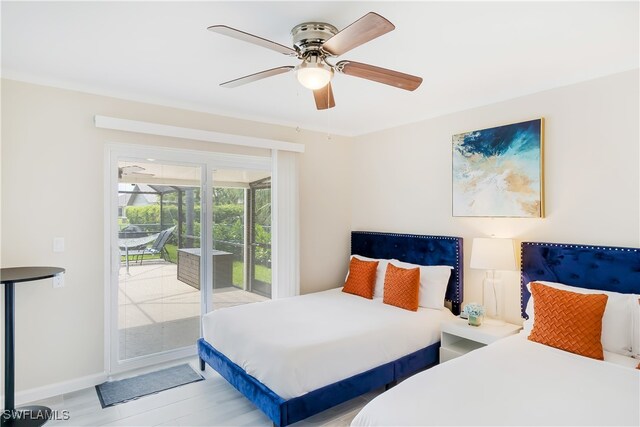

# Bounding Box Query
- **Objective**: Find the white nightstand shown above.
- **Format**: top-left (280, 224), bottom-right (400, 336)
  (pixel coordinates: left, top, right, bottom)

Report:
top-left (440, 317), bottom-right (522, 363)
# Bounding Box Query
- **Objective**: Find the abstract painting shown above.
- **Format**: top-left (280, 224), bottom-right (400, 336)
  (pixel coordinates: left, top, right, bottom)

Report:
top-left (452, 118), bottom-right (544, 217)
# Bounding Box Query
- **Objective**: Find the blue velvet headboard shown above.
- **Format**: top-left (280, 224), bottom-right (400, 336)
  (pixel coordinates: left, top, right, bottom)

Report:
top-left (351, 231), bottom-right (464, 314)
top-left (521, 241), bottom-right (640, 318)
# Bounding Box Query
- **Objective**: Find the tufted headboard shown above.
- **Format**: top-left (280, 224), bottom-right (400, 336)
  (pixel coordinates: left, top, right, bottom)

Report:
top-left (351, 231), bottom-right (464, 315)
top-left (521, 241), bottom-right (640, 319)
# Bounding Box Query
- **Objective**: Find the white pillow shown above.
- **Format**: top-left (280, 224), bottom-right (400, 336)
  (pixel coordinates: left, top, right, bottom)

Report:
top-left (632, 295), bottom-right (640, 359)
top-left (389, 260), bottom-right (452, 310)
top-left (348, 255), bottom-right (394, 299)
top-left (523, 281), bottom-right (634, 357)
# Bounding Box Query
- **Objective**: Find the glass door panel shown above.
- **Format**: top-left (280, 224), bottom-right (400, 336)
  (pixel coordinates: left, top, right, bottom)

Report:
top-left (249, 179), bottom-right (272, 297)
top-left (210, 169), bottom-right (271, 311)
top-left (117, 160), bottom-right (202, 361)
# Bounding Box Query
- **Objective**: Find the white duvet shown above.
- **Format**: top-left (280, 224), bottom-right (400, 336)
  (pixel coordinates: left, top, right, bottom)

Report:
top-left (202, 288), bottom-right (453, 400)
top-left (352, 333), bottom-right (640, 426)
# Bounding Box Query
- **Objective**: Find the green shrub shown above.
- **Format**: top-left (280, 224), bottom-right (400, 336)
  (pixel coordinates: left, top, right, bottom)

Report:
top-left (123, 197), bottom-right (270, 260)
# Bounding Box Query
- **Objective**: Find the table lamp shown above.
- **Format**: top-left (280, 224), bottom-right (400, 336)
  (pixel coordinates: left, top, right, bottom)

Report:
top-left (470, 237), bottom-right (516, 325)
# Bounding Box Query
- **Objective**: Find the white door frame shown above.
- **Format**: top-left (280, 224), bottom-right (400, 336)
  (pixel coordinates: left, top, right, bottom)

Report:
top-left (104, 142), bottom-right (271, 375)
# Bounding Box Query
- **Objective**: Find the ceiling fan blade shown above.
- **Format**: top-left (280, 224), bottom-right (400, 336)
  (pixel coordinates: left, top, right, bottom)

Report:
top-left (207, 25), bottom-right (297, 56)
top-left (221, 66), bottom-right (295, 88)
top-left (313, 83), bottom-right (336, 110)
top-left (322, 12), bottom-right (394, 56)
top-left (337, 60), bottom-right (422, 91)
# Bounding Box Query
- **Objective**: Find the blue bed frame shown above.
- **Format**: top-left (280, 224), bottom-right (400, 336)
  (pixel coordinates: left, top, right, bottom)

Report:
top-left (198, 231), bottom-right (463, 426)
top-left (521, 241), bottom-right (640, 318)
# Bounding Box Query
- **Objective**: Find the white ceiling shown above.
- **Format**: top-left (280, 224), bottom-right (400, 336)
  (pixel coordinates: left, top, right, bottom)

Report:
top-left (2, 1), bottom-right (638, 136)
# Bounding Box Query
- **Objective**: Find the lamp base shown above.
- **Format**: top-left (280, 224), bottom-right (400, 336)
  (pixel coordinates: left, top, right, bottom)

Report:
top-left (482, 274), bottom-right (505, 321)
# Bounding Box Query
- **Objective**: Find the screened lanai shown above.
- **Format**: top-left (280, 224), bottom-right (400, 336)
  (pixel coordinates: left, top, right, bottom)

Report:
top-left (117, 161), bottom-right (272, 360)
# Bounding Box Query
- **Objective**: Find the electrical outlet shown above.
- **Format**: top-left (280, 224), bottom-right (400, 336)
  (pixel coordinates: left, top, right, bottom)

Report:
top-left (53, 237), bottom-right (65, 253)
top-left (52, 273), bottom-right (64, 288)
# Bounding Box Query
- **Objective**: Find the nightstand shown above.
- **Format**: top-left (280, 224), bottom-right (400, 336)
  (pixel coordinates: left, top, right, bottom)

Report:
top-left (440, 317), bottom-right (522, 363)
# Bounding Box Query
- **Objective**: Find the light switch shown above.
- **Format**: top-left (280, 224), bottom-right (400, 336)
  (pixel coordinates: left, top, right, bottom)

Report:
top-left (53, 237), bottom-right (65, 253)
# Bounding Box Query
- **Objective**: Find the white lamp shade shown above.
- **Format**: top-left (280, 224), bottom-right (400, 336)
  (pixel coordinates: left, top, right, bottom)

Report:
top-left (296, 66), bottom-right (333, 90)
top-left (470, 238), bottom-right (516, 271)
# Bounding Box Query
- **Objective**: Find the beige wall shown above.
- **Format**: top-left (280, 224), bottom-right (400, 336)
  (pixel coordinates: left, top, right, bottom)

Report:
top-left (351, 69), bottom-right (640, 324)
top-left (2, 69), bottom-right (638, 395)
top-left (0, 79), bottom-right (352, 391)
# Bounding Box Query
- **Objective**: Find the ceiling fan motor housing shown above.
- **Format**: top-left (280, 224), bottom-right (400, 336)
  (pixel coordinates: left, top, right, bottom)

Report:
top-left (291, 22), bottom-right (338, 57)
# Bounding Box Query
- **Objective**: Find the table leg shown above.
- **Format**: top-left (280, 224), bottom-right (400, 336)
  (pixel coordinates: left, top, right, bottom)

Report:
top-left (2, 282), bottom-right (52, 427)
top-left (4, 282), bottom-right (15, 412)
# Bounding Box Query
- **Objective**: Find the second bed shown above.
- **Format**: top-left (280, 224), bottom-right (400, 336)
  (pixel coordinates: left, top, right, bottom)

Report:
top-left (352, 241), bottom-right (640, 426)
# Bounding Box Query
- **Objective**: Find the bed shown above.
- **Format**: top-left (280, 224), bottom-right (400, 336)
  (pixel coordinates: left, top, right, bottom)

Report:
top-left (197, 231), bottom-right (463, 426)
top-left (352, 241), bottom-right (640, 426)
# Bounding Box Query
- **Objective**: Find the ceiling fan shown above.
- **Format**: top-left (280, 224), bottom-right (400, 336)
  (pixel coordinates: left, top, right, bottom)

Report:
top-left (208, 12), bottom-right (423, 110)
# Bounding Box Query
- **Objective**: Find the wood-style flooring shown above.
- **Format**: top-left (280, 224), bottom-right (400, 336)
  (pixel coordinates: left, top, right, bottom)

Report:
top-left (29, 360), bottom-right (381, 427)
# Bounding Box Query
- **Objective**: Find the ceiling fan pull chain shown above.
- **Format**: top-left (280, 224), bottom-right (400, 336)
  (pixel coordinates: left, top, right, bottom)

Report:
top-left (296, 88), bottom-right (302, 133)
top-left (326, 85), bottom-right (332, 142)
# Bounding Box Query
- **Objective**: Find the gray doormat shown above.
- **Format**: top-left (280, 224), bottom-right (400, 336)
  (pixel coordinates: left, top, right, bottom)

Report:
top-left (96, 364), bottom-right (204, 408)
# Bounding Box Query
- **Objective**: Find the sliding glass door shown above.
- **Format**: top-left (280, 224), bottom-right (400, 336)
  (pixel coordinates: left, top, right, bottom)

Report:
top-left (109, 147), bottom-right (273, 372)
top-left (117, 160), bottom-right (202, 362)
top-left (209, 169), bottom-right (271, 310)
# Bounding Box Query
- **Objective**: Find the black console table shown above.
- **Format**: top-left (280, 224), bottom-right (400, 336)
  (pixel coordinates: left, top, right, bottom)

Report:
top-left (1, 267), bottom-right (65, 427)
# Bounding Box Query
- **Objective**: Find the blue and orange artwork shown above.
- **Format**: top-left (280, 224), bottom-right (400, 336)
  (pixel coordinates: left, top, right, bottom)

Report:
top-left (452, 118), bottom-right (543, 217)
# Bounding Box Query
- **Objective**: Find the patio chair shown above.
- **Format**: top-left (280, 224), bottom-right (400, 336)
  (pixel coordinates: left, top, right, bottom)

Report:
top-left (130, 226), bottom-right (176, 264)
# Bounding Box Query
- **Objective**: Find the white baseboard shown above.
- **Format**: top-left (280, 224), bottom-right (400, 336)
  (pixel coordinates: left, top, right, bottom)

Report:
top-left (0, 372), bottom-right (107, 406)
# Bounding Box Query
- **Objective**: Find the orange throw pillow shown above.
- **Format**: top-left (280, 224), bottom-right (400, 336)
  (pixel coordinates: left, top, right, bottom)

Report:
top-left (343, 257), bottom-right (378, 299)
top-left (528, 282), bottom-right (608, 360)
top-left (383, 263), bottom-right (420, 311)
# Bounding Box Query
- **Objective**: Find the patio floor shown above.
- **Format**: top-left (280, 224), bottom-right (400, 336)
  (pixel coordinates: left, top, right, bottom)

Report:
top-left (118, 261), bottom-right (268, 360)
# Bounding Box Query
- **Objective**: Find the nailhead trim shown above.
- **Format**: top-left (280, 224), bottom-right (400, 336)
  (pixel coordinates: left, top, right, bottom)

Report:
top-left (520, 241), bottom-right (640, 316)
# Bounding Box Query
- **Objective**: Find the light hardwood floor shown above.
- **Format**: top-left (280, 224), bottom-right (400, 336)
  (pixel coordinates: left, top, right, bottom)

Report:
top-left (31, 359), bottom-right (381, 427)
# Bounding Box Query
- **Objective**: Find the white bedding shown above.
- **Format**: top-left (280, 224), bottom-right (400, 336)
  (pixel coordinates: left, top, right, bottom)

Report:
top-left (352, 333), bottom-right (640, 426)
top-left (202, 288), bottom-right (454, 399)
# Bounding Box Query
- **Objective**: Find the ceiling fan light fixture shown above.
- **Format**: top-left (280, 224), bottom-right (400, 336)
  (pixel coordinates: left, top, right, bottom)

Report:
top-left (295, 57), bottom-right (333, 90)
